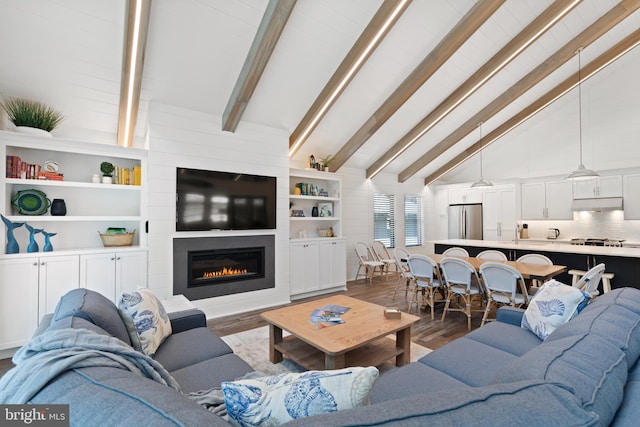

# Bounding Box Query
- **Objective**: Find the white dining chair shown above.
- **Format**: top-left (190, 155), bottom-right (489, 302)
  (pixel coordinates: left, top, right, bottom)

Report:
top-left (442, 247), bottom-right (469, 258)
top-left (516, 253), bottom-right (552, 288)
top-left (393, 247), bottom-right (414, 299)
top-left (354, 242), bottom-right (385, 284)
top-left (476, 249), bottom-right (508, 261)
top-left (479, 262), bottom-right (529, 326)
top-left (407, 255), bottom-right (443, 319)
top-left (372, 240), bottom-right (398, 281)
top-left (573, 263), bottom-right (606, 297)
top-left (440, 257), bottom-right (486, 331)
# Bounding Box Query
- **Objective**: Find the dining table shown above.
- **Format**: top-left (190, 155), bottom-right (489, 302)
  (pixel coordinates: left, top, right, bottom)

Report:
top-left (427, 253), bottom-right (567, 283)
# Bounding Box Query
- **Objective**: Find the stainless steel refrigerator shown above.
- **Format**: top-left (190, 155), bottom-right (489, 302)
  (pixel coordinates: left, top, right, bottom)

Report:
top-left (448, 203), bottom-right (483, 240)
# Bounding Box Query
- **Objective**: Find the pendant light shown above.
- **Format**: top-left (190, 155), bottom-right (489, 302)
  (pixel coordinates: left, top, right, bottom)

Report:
top-left (471, 122), bottom-right (493, 188)
top-left (566, 47), bottom-right (599, 180)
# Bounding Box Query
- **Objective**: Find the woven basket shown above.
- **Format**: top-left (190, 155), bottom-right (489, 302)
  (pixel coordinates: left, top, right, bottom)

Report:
top-left (98, 230), bottom-right (136, 247)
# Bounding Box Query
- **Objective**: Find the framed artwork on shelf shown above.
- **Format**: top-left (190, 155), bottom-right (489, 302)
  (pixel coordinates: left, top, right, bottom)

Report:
top-left (291, 209), bottom-right (305, 217)
top-left (318, 202), bottom-right (333, 217)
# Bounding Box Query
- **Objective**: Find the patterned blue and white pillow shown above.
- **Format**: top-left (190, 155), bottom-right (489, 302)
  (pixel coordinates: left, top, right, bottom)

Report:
top-left (222, 366), bottom-right (379, 426)
top-left (118, 289), bottom-right (172, 356)
top-left (522, 280), bottom-right (591, 341)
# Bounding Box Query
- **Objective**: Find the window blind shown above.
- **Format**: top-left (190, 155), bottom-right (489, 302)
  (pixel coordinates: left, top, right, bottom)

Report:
top-left (404, 194), bottom-right (423, 247)
top-left (374, 193), bottom-right (395, 248)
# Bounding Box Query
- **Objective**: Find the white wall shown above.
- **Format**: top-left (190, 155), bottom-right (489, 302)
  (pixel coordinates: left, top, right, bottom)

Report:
top-left (340, 168), bottom-right (427, 280)
top-left (146, 102), bottom-right (291, 319)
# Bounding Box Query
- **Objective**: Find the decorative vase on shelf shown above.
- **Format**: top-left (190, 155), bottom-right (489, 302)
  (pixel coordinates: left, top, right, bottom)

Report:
top-left (42, 230), bottom-right (57, 252)
top-left (25, 223), bottom-right (43, 253)
top-left (51, 199), bottom-right (67, 216)
top-left (1, 214), bottom-right (24, 254)
top-left (312, 206), bottom-right (319, 217)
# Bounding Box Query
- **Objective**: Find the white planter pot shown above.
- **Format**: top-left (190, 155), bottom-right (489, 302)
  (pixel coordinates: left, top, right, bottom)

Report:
top-left (15, 126), bottom-right (52, 137)
top-left (102, 176), bottom-right (113, 184)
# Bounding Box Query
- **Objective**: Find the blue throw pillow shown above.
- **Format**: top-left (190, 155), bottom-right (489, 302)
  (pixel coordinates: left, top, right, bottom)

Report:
top-left (521, 280), bottom-right (590, 340)
top-left (222, 367), bottom-right (378, 426)
top-left (118, 289), bottom-right (172, 356)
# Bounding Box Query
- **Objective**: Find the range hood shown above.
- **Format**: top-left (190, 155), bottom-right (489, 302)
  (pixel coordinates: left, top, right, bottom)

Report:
top-left (571, 197), bottom-right (623, 212)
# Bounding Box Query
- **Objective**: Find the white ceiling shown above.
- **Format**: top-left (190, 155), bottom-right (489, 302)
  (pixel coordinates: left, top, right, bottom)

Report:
top-left (1, 0), bottom-right (639, 184)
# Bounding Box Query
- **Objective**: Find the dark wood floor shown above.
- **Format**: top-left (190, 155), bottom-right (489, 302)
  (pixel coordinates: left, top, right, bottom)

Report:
top-left (209, 274), bottom-right (479, 350)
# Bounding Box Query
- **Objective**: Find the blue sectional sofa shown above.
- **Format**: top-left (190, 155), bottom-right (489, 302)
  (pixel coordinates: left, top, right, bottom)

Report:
top-left (288, 287), bottom-right (640, 426)
top-left (4, 287), bottom-right (640, 426)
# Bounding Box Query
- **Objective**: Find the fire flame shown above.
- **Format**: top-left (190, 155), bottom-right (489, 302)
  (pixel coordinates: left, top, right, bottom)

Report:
top-left (202, 267), bottom-right (248, 279)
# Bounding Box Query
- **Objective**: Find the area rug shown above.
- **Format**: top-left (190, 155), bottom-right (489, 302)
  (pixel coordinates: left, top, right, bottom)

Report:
top-left (221, 326), bottom-right (432, 376)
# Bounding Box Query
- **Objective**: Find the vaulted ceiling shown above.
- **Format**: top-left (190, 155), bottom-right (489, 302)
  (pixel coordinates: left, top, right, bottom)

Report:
top-left (1, 0), bottom-right (640, 185)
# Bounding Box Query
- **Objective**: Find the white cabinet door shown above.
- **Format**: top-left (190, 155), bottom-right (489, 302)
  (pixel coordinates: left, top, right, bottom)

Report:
top-left (449, 188), bottom-right (482, 204)
top-left (39, 255), bottom-right (80, 315)
top-left (80, 253), bottom-right (117, 302)
top-left (319, 239), bottom-right (346, 289)
top-left (116, 251), bottom-right (148, 296)
top-left (624, 174), bottom-right (640, 219)
top-left (596, 175), bottom-right (622, 198)
top-left (0, 258), bottom-right (39, 349)
top-left (573, 175), bottom-right (622, 199)
top-left (483, 186), bottom-right (516, 242)
top-left (545, 180), bottom-right (574, 220)
top-left (289, 241), bottom-right (320, 296)
top-left (521, 182), bottom-right (546, 220)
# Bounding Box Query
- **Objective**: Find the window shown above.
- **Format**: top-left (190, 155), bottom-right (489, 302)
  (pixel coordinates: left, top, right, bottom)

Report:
top-left (404, 194), bottom-right (423, 247)
top-left (374, 193), bottom-right (395, 248)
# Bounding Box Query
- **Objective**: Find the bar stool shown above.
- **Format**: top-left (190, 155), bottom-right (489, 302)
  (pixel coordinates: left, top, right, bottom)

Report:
top-left (568, 269), bottom-right (614, 293)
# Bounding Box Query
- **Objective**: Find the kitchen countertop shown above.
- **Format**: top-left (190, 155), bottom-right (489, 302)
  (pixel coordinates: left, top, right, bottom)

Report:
top-left (430, 239), bottom-right (640, 258)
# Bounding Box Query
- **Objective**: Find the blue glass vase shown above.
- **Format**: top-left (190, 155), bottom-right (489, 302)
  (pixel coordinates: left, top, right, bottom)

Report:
top-left (1, 214), bottom-right (24, 254)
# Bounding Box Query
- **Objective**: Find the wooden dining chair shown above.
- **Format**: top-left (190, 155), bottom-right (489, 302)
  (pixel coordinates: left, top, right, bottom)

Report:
top-left (371, 240), bottom-right (398, 281)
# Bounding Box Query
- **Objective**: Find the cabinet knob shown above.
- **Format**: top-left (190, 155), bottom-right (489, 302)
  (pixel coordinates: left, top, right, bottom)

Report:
top-left (116, 257), bottom-right (121, 260)
top-left (111, 257), bottom-right (116, 261)
top-left (33, 262), bottom-right (38, 266)
top-left (40, 262), bottom-right (45, 266)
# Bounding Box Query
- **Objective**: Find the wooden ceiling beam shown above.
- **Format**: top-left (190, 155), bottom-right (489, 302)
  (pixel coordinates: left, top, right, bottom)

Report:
top-left (288, 0), bottom-right (412, 157)
top-left (366, 0), bottom-right (582, 179)
top-left (424, 28), bottom-right (640, 186)
top-left (117, 0), bottom-right (152, 148)
top-left (399, 0), bottom-right (640, 183)
top-left (329, 0), bottom-right (505, 171)
top-left (222, 0), bottom-right (296, 133)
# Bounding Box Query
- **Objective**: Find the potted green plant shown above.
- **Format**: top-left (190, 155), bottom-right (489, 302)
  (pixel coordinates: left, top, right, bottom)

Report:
top-left (100, 161), bottom-right (115, 184)
top-left (319, 154), bottom-right (334, 172)
top-left (1, 97), bottom-right (64, 136)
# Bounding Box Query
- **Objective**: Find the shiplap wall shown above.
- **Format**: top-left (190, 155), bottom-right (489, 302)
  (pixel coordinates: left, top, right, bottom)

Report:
top-left (146, 102), bottom-right (291, 319)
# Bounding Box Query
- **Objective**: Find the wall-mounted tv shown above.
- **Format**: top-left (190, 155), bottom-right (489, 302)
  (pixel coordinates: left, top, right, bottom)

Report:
top-left (176, 168), bottom-right (277, 231)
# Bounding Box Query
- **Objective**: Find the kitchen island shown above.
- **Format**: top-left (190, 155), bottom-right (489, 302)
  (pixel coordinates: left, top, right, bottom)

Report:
top-left (429, 239), bottom-right (640, 291)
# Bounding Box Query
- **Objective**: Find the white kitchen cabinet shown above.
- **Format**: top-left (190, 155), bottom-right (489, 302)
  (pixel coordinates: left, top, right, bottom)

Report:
top-left (80, 250), bottom-right (148, 303)
top-left (448, 187), bottom-right (482, 204)
top-left (289, 240), bottom-right (320, 296)
top-left (0, 258), bottom-right (39, 350)
top-left (483, 185), bottom-right (517, 241)
top-left (572, 175), bottom-right (622, 199)
top-left (623, 174), bottom-right (640, 220)
top-left (521, 180), bottom-right (573, 220)
top-left (319, 239), bottom-right (346, 290)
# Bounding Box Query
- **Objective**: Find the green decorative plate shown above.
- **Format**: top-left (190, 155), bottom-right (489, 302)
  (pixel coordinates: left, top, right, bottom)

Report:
top-left (11, 189), bottom-right (51, 215)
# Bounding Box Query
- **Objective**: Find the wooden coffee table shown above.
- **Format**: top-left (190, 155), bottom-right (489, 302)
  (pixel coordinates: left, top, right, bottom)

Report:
top-left (261, 295), bottom-right (420, 370)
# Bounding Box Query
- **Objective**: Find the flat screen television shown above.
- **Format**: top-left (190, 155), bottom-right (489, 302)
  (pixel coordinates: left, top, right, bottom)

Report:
top-left (176, 168), bottom-right (277, 231)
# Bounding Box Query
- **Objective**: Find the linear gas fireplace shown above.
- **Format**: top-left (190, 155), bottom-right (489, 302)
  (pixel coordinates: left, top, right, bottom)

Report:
top-left (188, 247), bottom-right (265, 287)
top-left (174, 235), bottom-right (275, 300)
